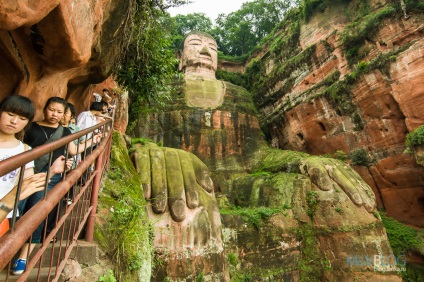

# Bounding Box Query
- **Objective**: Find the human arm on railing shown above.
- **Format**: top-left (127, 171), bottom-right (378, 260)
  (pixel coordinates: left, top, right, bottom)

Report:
top-left (0, 157), bottom-right (73, 222)
top-left (0, 173), bottom-right (44, 222)
top-left (66, 133), bottom-right (102, 156)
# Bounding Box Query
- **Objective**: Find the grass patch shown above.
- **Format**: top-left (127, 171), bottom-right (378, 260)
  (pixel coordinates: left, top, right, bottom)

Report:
top-left (340, 5), bottom-right (396, 65)
top-left (95, 133), bottom-right (153, 281)
top-left (380, 212), bottom-right (424, 257)
top-left (306, 191), bottom-right (318, 219)
top-left (349, 148), bottom-right (371, 166)
top-left (220, 206), bottom-right (281, 229)
top-left (405, 125), bottom-right (424, 153)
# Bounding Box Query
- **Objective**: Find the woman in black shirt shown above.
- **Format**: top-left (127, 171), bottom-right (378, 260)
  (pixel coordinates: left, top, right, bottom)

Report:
top-left (13, 97), bottom-right (99, 275)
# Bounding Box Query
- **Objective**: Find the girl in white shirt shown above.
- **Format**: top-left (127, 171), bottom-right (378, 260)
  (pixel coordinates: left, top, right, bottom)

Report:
top-left (0, 96), bottom-right (69, 223)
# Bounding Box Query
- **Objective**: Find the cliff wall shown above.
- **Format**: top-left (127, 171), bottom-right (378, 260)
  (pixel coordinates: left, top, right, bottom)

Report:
top-left (0, 0), bottom-right (127, 118)
top-left (241, 1), bottom-right (424, 226)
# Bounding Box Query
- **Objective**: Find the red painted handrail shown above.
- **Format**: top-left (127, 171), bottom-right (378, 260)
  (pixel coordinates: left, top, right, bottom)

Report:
top-left (0, 117), bottom-right (114, 281)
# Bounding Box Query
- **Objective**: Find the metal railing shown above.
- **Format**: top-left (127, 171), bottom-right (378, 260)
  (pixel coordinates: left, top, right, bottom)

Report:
top-left (0, 118), bottom-right (113, 281)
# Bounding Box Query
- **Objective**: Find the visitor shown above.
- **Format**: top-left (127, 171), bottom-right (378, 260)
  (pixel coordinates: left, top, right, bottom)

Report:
top-left (13, 97), bottom-right (98, 275)
top-left (76, 101), bottom-right (103, 138)
top-left (92, 92), bottom-right (102, 102)
top-left (0, 96), bottom-right (70, 228)
top-left (60, 102), bottom-right (84, 205)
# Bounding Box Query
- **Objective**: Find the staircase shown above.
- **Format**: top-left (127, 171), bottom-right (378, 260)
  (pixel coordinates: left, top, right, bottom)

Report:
top-left (0, 240), bottom-right (99, 282)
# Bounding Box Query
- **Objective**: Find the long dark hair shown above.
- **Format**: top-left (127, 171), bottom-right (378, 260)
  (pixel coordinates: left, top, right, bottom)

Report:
top-left (0, 95), bottom-right (35, 139)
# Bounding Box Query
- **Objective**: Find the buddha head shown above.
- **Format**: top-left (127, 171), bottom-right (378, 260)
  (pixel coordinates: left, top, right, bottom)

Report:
top-left (179, 32), bottom-right (218, 78)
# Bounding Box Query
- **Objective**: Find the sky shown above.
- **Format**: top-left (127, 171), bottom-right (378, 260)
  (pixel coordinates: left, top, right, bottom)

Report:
top-left (168, 0), bottom-right (251, 22)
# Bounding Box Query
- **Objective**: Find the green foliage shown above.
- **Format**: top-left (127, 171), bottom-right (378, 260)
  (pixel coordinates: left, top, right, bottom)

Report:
top-left (212, 0), bottom-right (293, 56)
top-left (96, 133), bottom-right (153, 281)
top-left (131, 137), bottom-right (154, 146)
top-left (333, 150), bottom-right (348, 162)
top-left (306, 191), bottom-right (318, 218)
top-left (340, 5), bottom-right (396, 65)
top-left (349, 148), bottom-right (370, 166)
top-left (227, 253), bottom-right (239, 267)
top-left (301, 0), bottom-right (328, 21)
top-left (296, 223), bottom-right (322, 281)
top-left (116, 0), bottom-right (187, 122)
top-left (380, 212), bottom-right (424, 257)
top-left (320, 39), bottom-right (334, 53)
top-left (301, 0), bottom-right (353, 21)
top-left (220, 206), bottom-right (281, 229)
top-left (322, 258), bottom-right (331, 271)
top-left (250, 171), bottom-right (272, 177)
top-left (405, 125), bottom-right (424, 153)
top-left (372, 211), bottom-right (379, 219)
top-left (218, 52), bottom-right (250, 63)
top-left (335, 207), bottom-right (342, 214)
top-left (196, 271), bottom-right (204, 282)
top-left (351, 112), bottom-right (364, 131)
top-left (169, 13), bottom-right (213, 51)
top-left (216, 70), bottom-right (246, 87)
top-left (98, 269), bottom-right (117, 282)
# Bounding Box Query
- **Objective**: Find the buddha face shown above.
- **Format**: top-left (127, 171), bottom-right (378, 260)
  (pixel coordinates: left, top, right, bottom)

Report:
top-left (180, 33), bottom-right (218, 74)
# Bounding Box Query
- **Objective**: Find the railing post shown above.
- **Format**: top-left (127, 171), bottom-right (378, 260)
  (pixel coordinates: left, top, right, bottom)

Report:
top-left (84, 148), bottom-right (104, 242)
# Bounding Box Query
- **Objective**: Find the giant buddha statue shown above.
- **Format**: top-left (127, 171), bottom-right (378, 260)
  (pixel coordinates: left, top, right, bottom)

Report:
top-left (131, 32), bottom-right (401, 281)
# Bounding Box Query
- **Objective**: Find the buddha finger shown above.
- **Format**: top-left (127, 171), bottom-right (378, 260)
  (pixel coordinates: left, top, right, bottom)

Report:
top-left (178, 150), bottom-right (199, 209)
top-left (165, 150), bottom-right (186, 222)
top-left (150, 148), bottom-right (167, 214)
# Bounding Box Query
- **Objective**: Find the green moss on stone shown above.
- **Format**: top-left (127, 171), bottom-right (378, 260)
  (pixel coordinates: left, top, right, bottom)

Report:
top-left (252, 147), bottom-right (308, 174)
top-left (220, 207), bottom-right (281, 230)
top-left (296, 223), bottom-right (322, 282)
top-left (95, 132), bottom-right (153, 281)
top-left (380, 212), bottom-right (424, 257)
top-left (340, 5), bottom-right (396, 65)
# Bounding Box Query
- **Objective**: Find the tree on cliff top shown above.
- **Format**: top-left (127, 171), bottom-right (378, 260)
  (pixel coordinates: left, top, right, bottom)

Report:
top-left (169, 0), bottom-right (294, 57)
top-left (213, 0), bottom-right (293, 56)
top-left (170, 13), bottom-right (213, 51)
top-left (115, 0), bottom-right (189, 108)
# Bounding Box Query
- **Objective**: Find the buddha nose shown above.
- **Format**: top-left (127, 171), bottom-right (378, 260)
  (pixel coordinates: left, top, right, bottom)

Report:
top-left (200, 45), bottom-right (210, 56)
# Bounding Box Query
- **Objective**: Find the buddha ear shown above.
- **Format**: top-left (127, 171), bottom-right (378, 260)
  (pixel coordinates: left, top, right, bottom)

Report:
top-left (177, 50), bottom-right (183, 71)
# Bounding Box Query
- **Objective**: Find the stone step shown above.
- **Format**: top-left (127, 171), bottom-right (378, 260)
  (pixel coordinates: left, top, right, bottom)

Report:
top-left (3, 240), bottom-right (99, 279)
top-left (0, 267), bottom-right (58, 282)
top-left (37, 240), bottom-right (99, 268)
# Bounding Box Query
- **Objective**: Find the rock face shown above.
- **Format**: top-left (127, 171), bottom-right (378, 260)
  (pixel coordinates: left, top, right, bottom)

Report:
top-left (133, 76), bottom-right (267, 176)
top-left (136, 73), bottom-right (401, 280)
top-left (243, 2), bottom-right (424, 227)
top-left (0, 0), bottom-right (127, 119)
top-left (130, 143), bottom-right (229, 281)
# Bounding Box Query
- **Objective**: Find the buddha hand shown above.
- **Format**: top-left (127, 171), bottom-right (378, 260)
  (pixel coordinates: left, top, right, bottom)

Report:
top-left (132, 143), bottom-right (215, 222)
top-left (299, 156), bottom-right (376, 212)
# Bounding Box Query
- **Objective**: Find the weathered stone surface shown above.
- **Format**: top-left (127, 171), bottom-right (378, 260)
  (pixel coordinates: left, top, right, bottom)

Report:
top-left (61, 258), bottom-right (82, 281)
top-left (415, 145), bottom-right (424, 166)
top-left (136, 31), bottom-right (401, 280)
top-left (223, 171), bottom-right (400, 281)
top-left (254, 3), bottom-right (424, 227)
top-left (130, 143), bottom-right (228, 281)
top-left (133, 78), bottom-right (266, 173)
top-left (0, 0), bottom-right (127, 119)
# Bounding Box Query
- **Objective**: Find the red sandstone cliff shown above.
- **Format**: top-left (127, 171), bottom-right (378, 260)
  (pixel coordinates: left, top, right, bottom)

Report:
top-left (239, 2), bottom-right (424, 226)
top-left (0, 0), bottom-right (127, 124)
